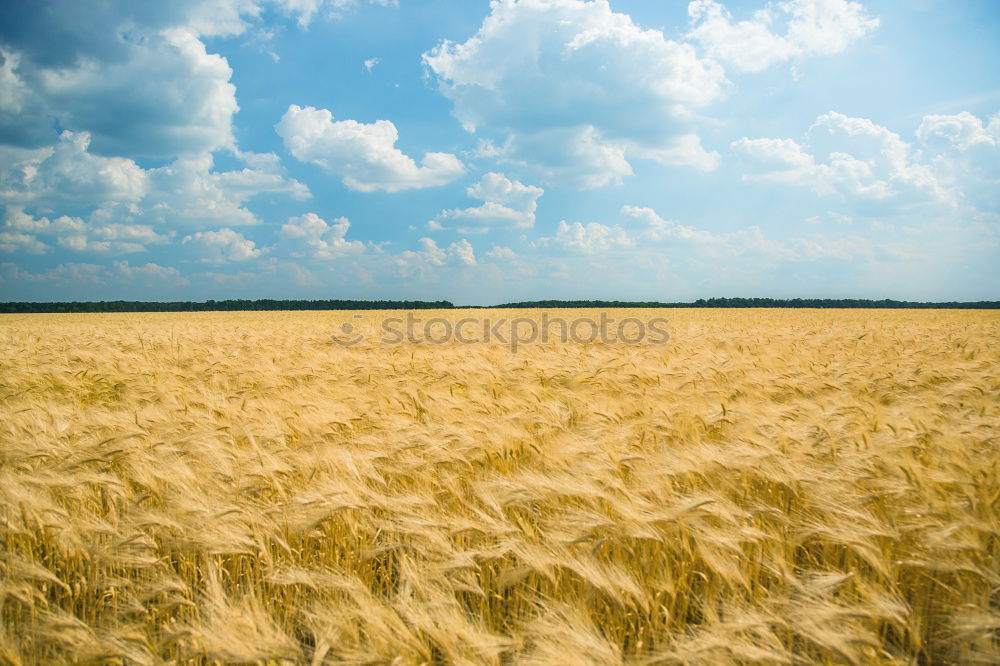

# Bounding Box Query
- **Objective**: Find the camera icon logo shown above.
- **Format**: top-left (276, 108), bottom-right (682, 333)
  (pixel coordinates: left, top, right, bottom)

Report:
top-left (331, 315), bottom-right (364, 346)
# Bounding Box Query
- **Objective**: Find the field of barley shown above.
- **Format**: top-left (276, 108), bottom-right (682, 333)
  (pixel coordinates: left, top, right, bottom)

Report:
top-left (0, 309), bottom-right (997, 665)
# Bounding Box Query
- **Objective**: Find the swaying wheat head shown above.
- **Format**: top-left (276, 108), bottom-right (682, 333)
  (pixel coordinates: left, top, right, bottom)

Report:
top-left (0, 309), bottom-right (997, 664)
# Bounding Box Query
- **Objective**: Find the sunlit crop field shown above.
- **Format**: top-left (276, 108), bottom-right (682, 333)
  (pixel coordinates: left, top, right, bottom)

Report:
top-left (1, 309), bottom-right (997, 665)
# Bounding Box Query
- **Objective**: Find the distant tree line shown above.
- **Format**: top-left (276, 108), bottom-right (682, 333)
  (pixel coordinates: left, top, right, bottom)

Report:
top-left (494, 298), bottom-right (1000, 309)
top-left (0, 299), bottom-right (455, 313)
top-left (0, 297), bottom-right (996, 313)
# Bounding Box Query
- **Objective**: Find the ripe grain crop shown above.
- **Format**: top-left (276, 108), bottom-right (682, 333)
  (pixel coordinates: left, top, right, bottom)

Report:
top-left (0, 309), bottom-right (997, 664)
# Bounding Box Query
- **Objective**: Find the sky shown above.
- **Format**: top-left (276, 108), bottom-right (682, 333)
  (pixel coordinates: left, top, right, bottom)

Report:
top-left (0, 0), bottom-right (997, 304)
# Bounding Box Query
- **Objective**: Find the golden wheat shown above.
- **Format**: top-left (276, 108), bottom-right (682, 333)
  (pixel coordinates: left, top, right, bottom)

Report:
top-left (0, 309), bottom-right (997, 664)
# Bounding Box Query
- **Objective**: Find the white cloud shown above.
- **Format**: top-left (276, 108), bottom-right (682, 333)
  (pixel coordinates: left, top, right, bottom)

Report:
top-left (233, 149), bottom-right (284, 173)
top-left (276, 104), bottom-right (465, 192)
top-left (0, 138), bottom-right (307, 259)
top-left (58, 222), bottom-right (171, 254)
top-left (0, 1), bottom-right (399, 57)
top-left (423, 0), bottom-right (880, 188)
top-left (916, 112), bottom-right (999, 211)
top-left (3, 208), bottom-right (86, 239)
top-left (782, 0), bottom-right (878, 55)
top-left (0, 49), bottom-right (28, 114)
top-left (0, 128), bottom-right (307, 241)
top-left (0, 1), bottom-right (403, 154)
top-left (916, 111), bottom-right (999, 153)
top-left (620, 204), bottom-right (884, 266)
top-left (0, 9), bottom-right (228, 150)
top-left (471, 138), bottom-right (506, 160)
top-left (732, 111), bottom-right (947, 208)
top-left (549, 220), bottom-right (634, 254)
top-left (112, 260), bottom-right (189, 285)
top-left (687, 0), bottom-right (879, 73)
top-left (804, 211), bottom-right (853, 226)
top-left (214, 165), bottom-right (311, 203)
top-left (0, 131), bottom-right (147, 205)
top-left (467, 173), bottom-right (543, 215)
top-left (630, 133), bottom-right (723, 172)
top-left (449, 238), bottom-right (477, 266)
top-left (687, 1), bottom-right (793, 73)
top-left (423, 0), bottom-right (726, 188)
top-left (182, 228), bottom-right (262, 262)
top-left (431, 172), bottom-right (543, 233)
top-left (279, 213), bottom-right (365, 259)
top-left (0, 259), bottom-right (188, 292)
top-left (497, 126), bottom-right (636, 189)
top-left (485, 245), bottom-right (516, 261)
top-left (4, 262), bottom-right (108, 285)
top-left (621, 205), bottom-right (725, 245)
top-left (0, 132), bottom-right (312, 264)
top-left (2, 206), bottom-right (169, 255)
top-left (1, 27), bottom-right (238, 157)
top-left (0, 230), bottom-right (49, 254)
top-left (394, 237), bottom-right (477, 277)
top-left (274, 0), bottom-right (398, 27)
top-left (38, 29), bottom-right (238, 157)
top-left (730, 136), bottom-right (815, 177)
top-left (96, 152), bottom-right (309, 229)
top-left (363, 57), bottom-right (380, 72)
top-left (619, 204), bottom-right (847, 262)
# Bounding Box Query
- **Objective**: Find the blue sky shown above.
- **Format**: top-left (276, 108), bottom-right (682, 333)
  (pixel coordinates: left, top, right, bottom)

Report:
top-left (0, 0), bottom-right (997, 304)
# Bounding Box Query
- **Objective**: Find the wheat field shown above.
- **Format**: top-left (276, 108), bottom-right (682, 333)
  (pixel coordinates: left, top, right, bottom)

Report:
top-left (0, 309), bottom-right (997, 665)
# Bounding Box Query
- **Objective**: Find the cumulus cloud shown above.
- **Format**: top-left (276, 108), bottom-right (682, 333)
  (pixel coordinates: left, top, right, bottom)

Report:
top-left (619, 204), bottom-right (878, 264)
top-left (1, 204), bottom-right (171, 256)
top-left (423, 0), bottom-right (727, 188)
top-left (0, 3), bottom-right (315, 254)
top-left (431, 172), bottom-right (543, 233)
top-left (0, 230), bottom-right (49, 254)
top-left (495, 126), bottom-right (636, 189)
top-left (276, 105), bottom-right (465, 192)
top-left (2, 137), bottom-right (308, 247)
top-left (0, 261), bottom-right (107, 287)
top-left (215, 167), bottom-right (311, 203)
top-left (1, 2), bottom-right (249, 67)
top-left (394, 237), bottom-right (477, 277)
top-left (0, 0), bottom-right (406, 155)
top-left (142, 154), bottom-right (307, 227)
top-left (0, 49), bottom-right (29, 115)
top-left (274, 0), bottom-right (398, 27)
top-left (621, 205), bottom-right (725, 245)
top-left (549, 220), bottom-right (634, 254)
top-left (0, 1), bottom-right (401, 61)
top-left (41, 29), bottom-right (238, 157)
top-left (916, 112), bottom-right (999, 211)
top-left (917, 111), bottom-right (999, 153)
top-left (182, 228), bottom-right (263, 262)
top-left (1, 28), bottom-right (238, 156)
top-left (0, 131), bottom-right (146, 205)
top-left (279, 213), bottom-right (365, 259)
top-left (0, 259), bottom-right (188, 294)
top-left (687, 0), bottom-right (879, 73)
top-left (423, 0), bottom-right (882, 188)
top-left (0, 136), bottom-right (308, 271)
top-left (58, 223), bottom-right (171, 254)
top-left (0, 0), bottom-right (407, 154)
top-left (87, 152), bottom-right (309, 230)
top-left (448, 238), bottom-right (477, 266)
top-left (485, 245), bottom-right (516, 261)
top-left (732, 111), bottom-right (947, 209)
top-left (729, 110), bottom-right (1000, 228)
top-left (112, 260), bottom-right (189, 285)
